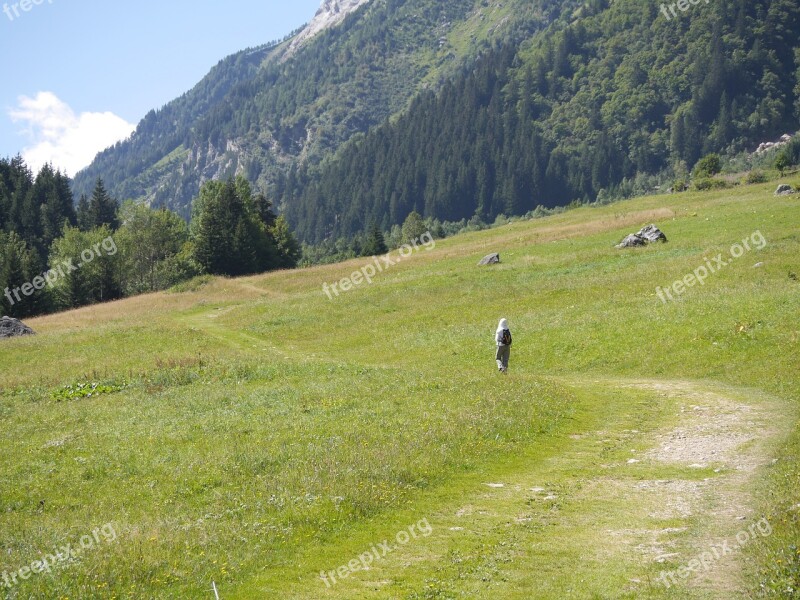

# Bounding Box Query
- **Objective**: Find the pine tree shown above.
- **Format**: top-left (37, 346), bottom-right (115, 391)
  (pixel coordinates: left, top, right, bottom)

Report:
top-left (0, 232), bottom-right (48, 317)
top-left (77, 195), bottom-right (92, 231)
top-left (0, 180), bottom-right (7, 232)
top-left (270, 216), bottom-right (301, 268)
top-left (712, 93), bottom-right (733, 150)
top-left (232, 218), bottom-right (258, 275)
top-left (191, 178), bottom-right (279, 276)
top-left (54, 170), bottom-right (76, 227)
top-left (33, 165), bottom-right (65, 254)
top-left (670, 111), bottom-right (686, 161)
top-left (89, 178), bottom-right (119, 230)
top-left (253, 193), bottom-right (277, 228)
top-left (193, 181), bottom-right (238, 275)
top-left (21, 243), bottom-right (50, 316)
top-left (362, 222), bottom-right (388, 256)
top-left (0, 233), bottom-right (27, 316)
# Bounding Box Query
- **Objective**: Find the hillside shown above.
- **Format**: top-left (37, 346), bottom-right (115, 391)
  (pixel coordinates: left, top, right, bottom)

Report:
top-left (72, 0), bottom-right (567, 216)
top-left (1, 181), bottom-right (798, 598)
top-left (72, 0), bottom-right (800, 246)
top-left (283, 0), bottom-right (800, 243)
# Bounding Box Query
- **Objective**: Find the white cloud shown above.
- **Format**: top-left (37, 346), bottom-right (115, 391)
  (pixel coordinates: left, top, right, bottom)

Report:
top-left (8, 92), bottom-right (135, 176)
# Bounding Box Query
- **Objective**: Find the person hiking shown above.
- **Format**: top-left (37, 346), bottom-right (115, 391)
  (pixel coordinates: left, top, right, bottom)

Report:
top-left (495, 318), bottom-right (512, 373)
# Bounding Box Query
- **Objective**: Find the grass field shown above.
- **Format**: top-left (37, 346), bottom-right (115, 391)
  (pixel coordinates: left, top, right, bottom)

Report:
top-left (1, 180), bottom-right (799, 599)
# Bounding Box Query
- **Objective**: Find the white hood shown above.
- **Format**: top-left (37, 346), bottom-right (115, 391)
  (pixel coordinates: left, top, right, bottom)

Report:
top-left (497, 318), bottom-right (509, 332)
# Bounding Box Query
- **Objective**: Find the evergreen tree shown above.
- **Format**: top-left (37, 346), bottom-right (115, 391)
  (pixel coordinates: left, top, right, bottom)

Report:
top-left (362, 222), bottom-right (388, 256)
top-left (712, 93), bottom-right (733, 150)
top-left (89, 178), bottom-right (119, 230)
top-left (670, 111), bottom-right (686, 162)
top-left (49, 226), bottom-right (121, 309)
top-left (191, 177), bottom-right (278, 276)
top-left (270, 215), bottom-right (301, 268)
top-left (253, 193), bottom-right (278, 229)
top-left (20, 247), bottom-right (49, 317)
top-left (0, 232), bottom-right (34, 317)
top-left (30, 164), bottom-right (57, 253)
top-left (76, 194), bottom-right (92, 231)
top-left (193, 180), bottom-right (240, 275)
top-left (53, 170), bottom-right (76, 227)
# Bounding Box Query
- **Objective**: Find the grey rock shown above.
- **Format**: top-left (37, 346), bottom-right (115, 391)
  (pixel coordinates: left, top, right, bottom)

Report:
top-left (0, 316), bottom-right (35, 339)
top-left (775, 184), bottom-right (796, 196)
top-left (284, 0), bottom-right (373, 58)
top-left (637, 224), bottom-right (668, 244)
top-left (667, 184), bottom-right (689, 194)
top-left (616, 234), bottom-right (647, 248)
top-left (616, 224), bottom-right (668, 248)
top-left (478, 253), bottom-right (501, 266)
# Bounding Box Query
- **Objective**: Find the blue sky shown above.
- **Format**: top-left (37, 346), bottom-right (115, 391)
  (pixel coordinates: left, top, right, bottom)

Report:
top-left (0, 0), bottom-right (321, 175)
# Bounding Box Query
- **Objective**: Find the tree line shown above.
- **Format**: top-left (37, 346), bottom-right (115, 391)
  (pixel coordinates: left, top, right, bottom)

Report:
top-left (0, 157), bottom-right (299, 318)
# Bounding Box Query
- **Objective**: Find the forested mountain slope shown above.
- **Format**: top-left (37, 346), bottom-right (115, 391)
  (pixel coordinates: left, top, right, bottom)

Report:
top-left (73, 0), bottom-right (570, 216)
top-left (282, 0), bottom-right (800, 243)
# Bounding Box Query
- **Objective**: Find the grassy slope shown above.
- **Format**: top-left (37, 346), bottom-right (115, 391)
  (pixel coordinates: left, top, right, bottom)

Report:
top-left (0, 180), bottom-right (798, 598)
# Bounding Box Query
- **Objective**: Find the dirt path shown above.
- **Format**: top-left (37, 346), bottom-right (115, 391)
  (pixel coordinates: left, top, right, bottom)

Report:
top-left (626, 380), bottom-right (789, 596)
top-left (445, 378), bottom-right (790, 598)
top-left (233, 377), bottom-right (790, 599)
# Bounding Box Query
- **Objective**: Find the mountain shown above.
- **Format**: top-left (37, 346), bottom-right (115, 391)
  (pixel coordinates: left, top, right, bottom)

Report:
top-left (73, 0), bottom-right (567, 217)
top-left (74, 0), bottom-right (800, 246)
top-left (283, 0), bottom-right (373, 58)
top-left (282, 0), bottom-right (800, 243)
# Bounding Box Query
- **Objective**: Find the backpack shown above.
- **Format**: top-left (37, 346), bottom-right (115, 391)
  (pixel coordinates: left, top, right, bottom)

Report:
top-left (501, 329), bottom-right (512, 346)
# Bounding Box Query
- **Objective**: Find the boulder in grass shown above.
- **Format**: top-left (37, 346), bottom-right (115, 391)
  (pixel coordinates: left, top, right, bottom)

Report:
top-left (637, 224), bottom-right (668, 243)
top-left (775, 184), bottom-right (796, 196)
top-left (616, 234), bottom-right (648, 248)
top-left (0, 316), bottom-right (35, 339)
top-left (616, 224), bottom-right (668, 248)
top-left (478, 253), bottom-right (501, 266)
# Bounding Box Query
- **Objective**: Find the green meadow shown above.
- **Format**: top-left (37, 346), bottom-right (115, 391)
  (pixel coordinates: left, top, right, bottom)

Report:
top-left (1, 180), bottom-right (798, 599)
